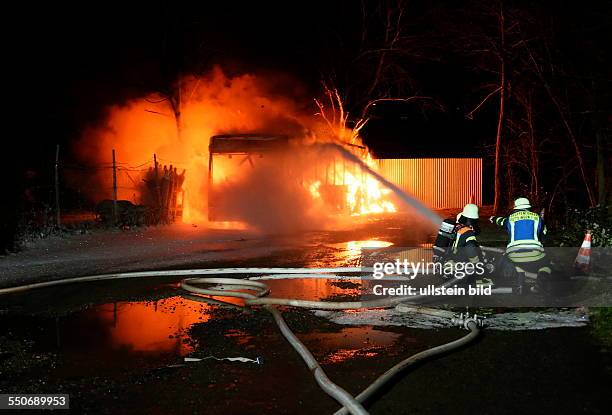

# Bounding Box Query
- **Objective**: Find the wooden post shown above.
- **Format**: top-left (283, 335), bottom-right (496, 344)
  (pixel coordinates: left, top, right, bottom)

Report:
top-left (54, 144), bottom-right (61, 228)
top-left (112, 149), bottom-right (118, 223)
top-left (154, 154), bottom-right (161, 222)
top-left (207, 151), bottom-right (213, 221)
top-left (154, 153), bottom-right (159, 181)
top-left (169, 168), bottom-right (176, 221)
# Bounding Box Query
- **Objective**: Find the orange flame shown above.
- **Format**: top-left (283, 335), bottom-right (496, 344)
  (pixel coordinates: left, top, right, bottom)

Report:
top-left (75, 67), bottom-right (395, 228)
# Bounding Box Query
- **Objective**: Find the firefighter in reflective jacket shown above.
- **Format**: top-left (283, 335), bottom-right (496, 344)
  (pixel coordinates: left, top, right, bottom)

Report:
top-left (490, 197), bottom-right (551, 292)
top-left (433, 203), bottom-right (486, 283)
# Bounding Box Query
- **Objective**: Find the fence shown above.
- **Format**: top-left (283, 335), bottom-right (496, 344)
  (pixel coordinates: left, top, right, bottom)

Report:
top-left (376, 158), bottom-right (482, 209)
top-left (30, 146), bottom-right (186, 228)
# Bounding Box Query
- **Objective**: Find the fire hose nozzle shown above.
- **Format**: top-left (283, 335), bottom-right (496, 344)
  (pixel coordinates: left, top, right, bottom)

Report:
top-left (451, 312), bottom-right (486, 330)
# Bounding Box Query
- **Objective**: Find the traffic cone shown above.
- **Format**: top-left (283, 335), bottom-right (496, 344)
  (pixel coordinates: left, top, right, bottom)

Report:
top-left (469, 194), bottom-right (475, 204)
top-left (574, 230), bottom-right (592, 275)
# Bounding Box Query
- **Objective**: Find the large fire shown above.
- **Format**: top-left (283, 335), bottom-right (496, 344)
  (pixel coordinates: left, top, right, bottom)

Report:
top-left (75, 67), bottom-right (395, 230)
top-left (306, 152), bottom-right (396, 216)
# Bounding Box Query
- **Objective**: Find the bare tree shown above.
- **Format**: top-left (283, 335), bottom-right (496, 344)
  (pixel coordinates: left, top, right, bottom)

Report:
top-left (462, 1), bottom-right (512, 212)
top-left (493, 3), bottom-right (506, 213)
top-left (362, 0), bottom-right (407, 98)
top-left (521, 43), bottom-right (596, 206)
top-left (320, 0), bottom-right (442, 127)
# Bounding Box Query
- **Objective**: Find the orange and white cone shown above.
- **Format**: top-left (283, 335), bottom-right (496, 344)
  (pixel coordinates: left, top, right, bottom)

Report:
top-left (574, 230), bottom-right (592, 275)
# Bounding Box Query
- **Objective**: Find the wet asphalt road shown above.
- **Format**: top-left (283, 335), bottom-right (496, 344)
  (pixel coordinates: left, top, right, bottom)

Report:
top-left (0, 217), bottom-right (416, 288)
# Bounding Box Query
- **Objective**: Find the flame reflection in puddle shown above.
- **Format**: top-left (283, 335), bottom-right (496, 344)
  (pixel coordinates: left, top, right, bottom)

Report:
top-left (302, 327), bottom-right (401, 363)
top-left (95, 297), bottom-right (213, 355)
top-left (345, 240), bottom-right (394, 251)
top-left (73, 277), bottom-right (396, 367)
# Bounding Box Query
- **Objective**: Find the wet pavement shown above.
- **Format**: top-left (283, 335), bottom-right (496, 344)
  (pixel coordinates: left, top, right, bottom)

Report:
top-left (1, 218), bottom-right (611, 413)
top-left (1, 218), bottom-right (412, 289)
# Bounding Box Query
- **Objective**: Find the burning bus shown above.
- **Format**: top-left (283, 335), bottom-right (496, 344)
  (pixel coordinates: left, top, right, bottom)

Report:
top-left (207, 134), bottom-right (482, 226)
top-left (207, 134), bottom-right (398, 222)
top-left (208, 134), bottom-right (289, 221)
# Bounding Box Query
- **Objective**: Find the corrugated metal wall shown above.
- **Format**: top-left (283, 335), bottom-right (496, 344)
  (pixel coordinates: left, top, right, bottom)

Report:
top-left (376, 158), bottom-right (482, 209)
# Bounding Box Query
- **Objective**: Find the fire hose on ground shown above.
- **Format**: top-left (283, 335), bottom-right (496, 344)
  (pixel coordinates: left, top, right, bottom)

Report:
top-left (0, 268), bottom-right (482, 415)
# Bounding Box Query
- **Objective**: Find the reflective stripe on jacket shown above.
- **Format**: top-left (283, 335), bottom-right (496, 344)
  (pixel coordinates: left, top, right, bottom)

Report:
top-left (493, 210), bottom-right (546, 251)
top-left (452, 225), bottom-right (481, 263)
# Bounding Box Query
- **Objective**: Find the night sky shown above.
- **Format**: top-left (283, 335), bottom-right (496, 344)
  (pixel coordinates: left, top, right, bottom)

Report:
top-left (12, 1), bottom-right (610, 159)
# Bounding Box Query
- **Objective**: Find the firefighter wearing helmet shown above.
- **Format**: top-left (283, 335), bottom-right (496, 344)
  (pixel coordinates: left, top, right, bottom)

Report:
top-left (433, 203), bottom-right (487, 282)
top-left (490, 197), bottom-right (551, 293)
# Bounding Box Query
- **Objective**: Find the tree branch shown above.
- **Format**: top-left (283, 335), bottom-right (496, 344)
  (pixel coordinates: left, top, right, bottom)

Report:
top-left (466, 86), bottom-right (502, 119)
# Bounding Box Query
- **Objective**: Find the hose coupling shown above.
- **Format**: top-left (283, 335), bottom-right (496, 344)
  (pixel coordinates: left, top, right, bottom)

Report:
top-left (451, 312), bottom-right (485, 329)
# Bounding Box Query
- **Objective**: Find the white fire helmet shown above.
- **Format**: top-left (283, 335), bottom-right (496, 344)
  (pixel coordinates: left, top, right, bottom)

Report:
top-left (514, 197), bottom-right (531, 210)
top-left (456, 203), bottom-right (479, 221)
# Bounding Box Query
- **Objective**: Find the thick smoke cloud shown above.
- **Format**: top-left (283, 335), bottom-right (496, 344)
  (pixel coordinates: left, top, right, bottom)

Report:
top-left (73, 67), bottom-right (338, 231)
top-left (72, 66), bottom-right (420, 234)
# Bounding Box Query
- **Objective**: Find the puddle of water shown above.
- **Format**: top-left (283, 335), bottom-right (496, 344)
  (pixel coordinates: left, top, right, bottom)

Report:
top-left (3, 276), bottom-right (607, 415)
top-left (315, 239), bottom-right (395, 267)
top-left (345, 240), bottom-right (394, 250)
top-left (39, 296), bottom-right (218, 376)
top-left (301, 326), bottom-right (402, 364)
top-left (92, 297), bottom-right (209, 354)
top-left (1, 277), bottom-right (383, 376)
top-left (327, 239), bottom-right (393, 251)
top-left (264, 278), bottom-right (363, 300)
top-left (325, 239), bottom-right (437, 268)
